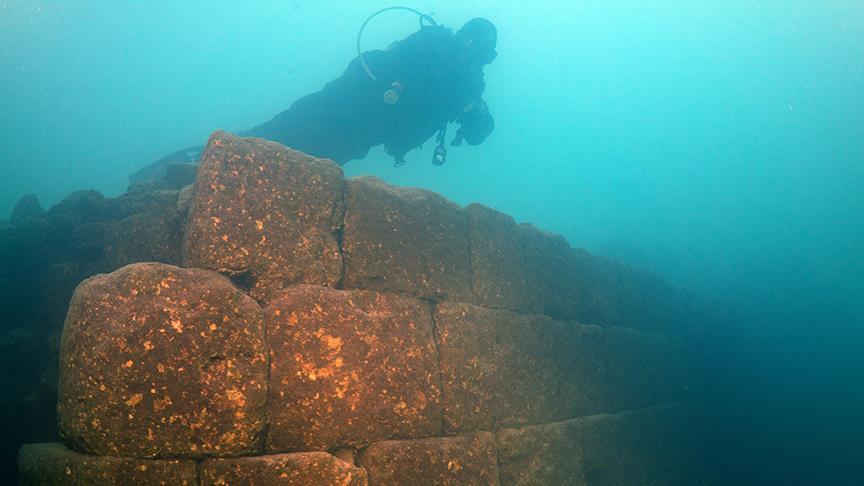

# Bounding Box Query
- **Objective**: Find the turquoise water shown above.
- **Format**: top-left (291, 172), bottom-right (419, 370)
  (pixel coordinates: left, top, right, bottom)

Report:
top-left (1, 1), bottom-right (862, 484)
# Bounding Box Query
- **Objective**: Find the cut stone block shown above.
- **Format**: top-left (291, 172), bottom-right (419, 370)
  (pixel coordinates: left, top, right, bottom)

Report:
top-left (266, 285), bottom-right (442, 451)
top-left (200, 452), bottom-right (367, 486)
top-left (57, 263), bottom-right (267, 458)
top-left (434, 302), bottom-right (560, 433)
top-left (465, 203), bottom-right (533, 311)
top-left (553, 322), bottom-right (611, 419)
top-left (17, 442), bottom-right (197, 486)
top-left (496, 405), bottom-right (695, 486)
top-left (496, 420), bottom-right (587, 486)
top-left (358, 432), bottom-right (498, 486)
top-left (616, 264), bottom-right (690, 333)
top-left (520, 224), bottom-right (583, 319)
top-left (342, 176), bottom-right (471, 300)
top-left (184, 131), bottom-right (344, 302)
top-left (605, 327), bottom-right (688, 412)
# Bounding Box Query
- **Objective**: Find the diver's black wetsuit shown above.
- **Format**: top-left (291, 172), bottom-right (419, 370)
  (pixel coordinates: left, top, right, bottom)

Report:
top-left (243, 24), bottom-right (495, 165)
top-left (129, 19), bottom-right (495, 184)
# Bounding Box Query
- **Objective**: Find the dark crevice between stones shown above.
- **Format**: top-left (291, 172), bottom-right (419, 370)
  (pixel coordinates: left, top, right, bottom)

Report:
top-left (426, 300), bottom-right (447, 438)
top-left (195, 458), bottom-right (203, 486)
top-left (331, 180), bottom-right (348, 290)
top-left (259, 303), bottom-right (272, 456)
top-left (228, 270), bottom-right (256, 293)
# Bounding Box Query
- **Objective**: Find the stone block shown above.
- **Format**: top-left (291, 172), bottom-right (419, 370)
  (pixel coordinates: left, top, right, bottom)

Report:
top-left (578, 411), bottom-right (649, 485)
top-left (342, 176), bottom-right (471, 300)
top-left (616, 264), bottom-right (690, 333)
top-left (519, 224), bottom-right (583, 319)
top-left (434, 302), bottom-right (560, 433)
top-left (358, 432), bottom-right (498, 486)
top-left (200, 452), bottom-right (367, 485)
top-left (496, 420), bottom-right (587, 486)
top-left (184, 131), bottom-right (344, 302)
top-left (266, 285), bottom-right (442, 451)
top-left (465, 203), bottom-right (533, 311)
top-left (17, 443), bottom-right (197, 486)
top-left (497, 410), bottom-right (658, 486)
top-left (57, 263), bottom-right (267, 458)
top-left (553, 322), bottom-right (611, 419)
top-left (604, 327), bottom-right (688, 412)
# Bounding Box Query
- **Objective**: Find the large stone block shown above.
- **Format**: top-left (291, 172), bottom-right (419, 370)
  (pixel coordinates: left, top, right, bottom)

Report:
top-left (184, 131), bottom-right (344, 302)
top-left (572, 254), bottom-right (692, 333)
top-left (434, 302), bottom-right (560, 433)
top-left (435, 301), bottom-right (690, 432)
top-left (200, 452), bottom-right (367, 486)
top-left (465, 204), bottom-right (533, 311)
top-left (17, 443), bottom-right (197, 486)
top-left (519, 224), bottom-right (584, 319)
top-left (553, 322), bottom-right (611, 419)
top-left (604, 327), bottom-right (688, 412)
top-left (342, 176), bottom-right (471, 300)
top-left (58, 263), bottom-right (267, 458)
top-left (496, 420), bottom-right (587, 486)
top-left (615, 264), bottom-right (691, 333)
top-left (358, 432), bottom-right (498, 486)
top-left (266, 285), bottom-right (442, 451)
top-left (496, 405), bottom-right (697, 486)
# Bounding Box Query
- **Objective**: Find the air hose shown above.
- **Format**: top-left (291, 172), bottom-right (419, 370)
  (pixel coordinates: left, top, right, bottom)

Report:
top-left (356, 6), bottom-right (437, 82)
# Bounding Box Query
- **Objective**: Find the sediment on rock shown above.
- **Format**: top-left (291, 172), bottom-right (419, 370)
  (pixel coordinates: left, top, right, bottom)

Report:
top-left (12, 130), bottom-right (706, 485)
top-left (57, 263), bottom-right (267, 458)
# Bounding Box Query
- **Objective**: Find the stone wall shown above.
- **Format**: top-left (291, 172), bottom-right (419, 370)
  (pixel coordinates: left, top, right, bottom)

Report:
top-left (18, 131), bottom-right (704, 485)
top-left (0, 165), bottom-right (195, 482)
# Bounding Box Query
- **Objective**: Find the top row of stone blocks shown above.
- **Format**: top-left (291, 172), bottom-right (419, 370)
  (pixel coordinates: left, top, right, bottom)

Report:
top-left (184, 131), bottom-right (691, 333)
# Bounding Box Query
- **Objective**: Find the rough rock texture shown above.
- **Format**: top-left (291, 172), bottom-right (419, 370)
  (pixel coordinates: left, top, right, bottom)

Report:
top-left (200, 452), bottom-right (368, 486)
top-left (183, 131), bottom-right (344, 302)
top-left (495, 420), bottom-right (587, 485)
top-left (57, 263), bottom-right (267, 458)
top-left (266, 285), bottom-right (442, 451)
top-left (1, 177), bottom-right (189, 483)
top-left (342, 176), bottom-right (472, 300)
top-left (435, 302), bottom-right (561, 433)
top-left (520, 224), bottom-right (584, 320)
top-left (17, 443), bottom-right (197, 486)
top-left (435, 302), bottom-right (689, 433)
top-left (496, 403), bottom-right (700, 486)
top-left (465, 204), bottom-right (533, 311)
top-left (358, 432), bottom-right (499, 486)
top-left (10, 194), bottom-right (45, 224)
top-left (11, 131), bottom-right (707, 484)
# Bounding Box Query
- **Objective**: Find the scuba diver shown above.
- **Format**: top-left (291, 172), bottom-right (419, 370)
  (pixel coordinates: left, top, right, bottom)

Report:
top-left (129, 13), bottom-right (497, 184)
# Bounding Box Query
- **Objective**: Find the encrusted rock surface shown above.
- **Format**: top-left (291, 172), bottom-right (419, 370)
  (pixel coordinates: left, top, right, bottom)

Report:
top-left (57, 263), bottom-right (267, 458)
top-left (435, 302), bottom-right (561, 433)
top-left (496, 402), bottom-right (699, 486)
top-left (265, 285), bottom-right (442, 451)
top-left (465, 203), bottom-right (534, 311)
top-left (17, 443), bottom-right (197, 486)
top-left (358, 432), bottom-right (499, 486)
top-left (11, 130), bottom-right (706, 484)
top-left (342, 176), bottom-right (472, 300)
top-left (184, 131), bottom-right (344, 302)
top-left (200, 452), bottom-right (368, 485)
